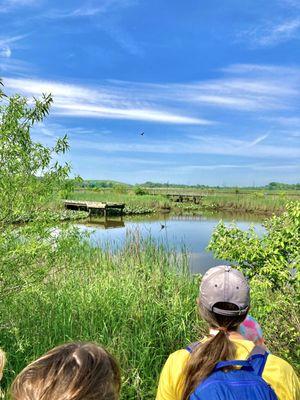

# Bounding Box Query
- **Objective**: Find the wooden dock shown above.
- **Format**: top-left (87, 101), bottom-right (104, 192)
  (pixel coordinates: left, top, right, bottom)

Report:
top-left (146, 189), bottom-right (207, 204)
top-left (64, 200), bottom-right (125, 216)
top-left (164, 193), bottom-right (206, 204)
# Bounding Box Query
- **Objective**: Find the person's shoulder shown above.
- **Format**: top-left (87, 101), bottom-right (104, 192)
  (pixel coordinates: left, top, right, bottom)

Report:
top-left (165, 348), bottom-right (190, 366)
top-left (266, 353), bottom-right (298, 373)
top-left (263, 354), bottom-right (300, 400)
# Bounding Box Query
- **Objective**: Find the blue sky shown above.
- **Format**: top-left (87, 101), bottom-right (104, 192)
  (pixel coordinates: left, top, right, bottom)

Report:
top-left (1, 0), bottom-right (300, 185)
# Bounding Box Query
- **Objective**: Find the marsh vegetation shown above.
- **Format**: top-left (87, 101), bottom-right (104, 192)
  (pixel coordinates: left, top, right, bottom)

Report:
top-left (0, 83), bottom-right (299, 399)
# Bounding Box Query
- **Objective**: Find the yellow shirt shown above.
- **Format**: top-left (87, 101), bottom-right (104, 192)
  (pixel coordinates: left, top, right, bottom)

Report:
top-left (156, 339), bottom-right (300, 400)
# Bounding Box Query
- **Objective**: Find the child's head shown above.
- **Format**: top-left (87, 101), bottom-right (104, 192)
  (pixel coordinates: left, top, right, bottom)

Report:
top-left (11, 342), bottom-right (121, 400)
top-left (0, 349), bottom-right (6, 381)
top-left (199, 265), bottom-right (250, 329)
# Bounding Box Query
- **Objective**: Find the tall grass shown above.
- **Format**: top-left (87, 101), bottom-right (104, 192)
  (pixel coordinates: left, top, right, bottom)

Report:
top-left (0, 228), bottom-right (200, 399)
top-left (70, 188), bottom-right (300, 215)
top-left (202, 193), bottom-right (290, 213)
top-left (70, 189), bottom-right (171, 214)
top-left (1, 227), bottom-right (299, 399)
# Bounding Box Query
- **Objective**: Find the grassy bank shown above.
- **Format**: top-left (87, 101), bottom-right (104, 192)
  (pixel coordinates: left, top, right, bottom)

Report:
top-left (69, 189), bottom-right (171, 214)
top-left (1, 228), bottom-right (299, 399)
top-left (69, 188), bottom-right (300, 215)
top-left (200, 192), bottom-right (293, 214)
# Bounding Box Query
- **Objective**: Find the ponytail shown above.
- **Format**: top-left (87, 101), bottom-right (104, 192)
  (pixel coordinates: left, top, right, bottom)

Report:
top-left (181, 302), bottom-right (247, 400)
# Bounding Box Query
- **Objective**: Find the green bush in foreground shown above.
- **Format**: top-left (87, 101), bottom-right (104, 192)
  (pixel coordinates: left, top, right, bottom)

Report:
top-left (0, 226), bottom-right (299, 399)
top-left (208, 201), bottom-right (300, 290)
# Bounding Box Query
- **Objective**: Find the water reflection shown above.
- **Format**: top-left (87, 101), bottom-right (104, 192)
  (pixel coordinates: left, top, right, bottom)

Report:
top-left (77, 211), bottom-right (265, 274)
top-left (82, 217), bottom-right (125, 230)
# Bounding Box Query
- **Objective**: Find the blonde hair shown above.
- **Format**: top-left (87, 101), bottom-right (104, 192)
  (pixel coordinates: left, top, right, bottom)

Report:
top-left (11, 342), bottom-right (121, 400)
top-left (0, 349), bottom-right (6, 380)
top-left (181, 302), bottom-right (247, 400)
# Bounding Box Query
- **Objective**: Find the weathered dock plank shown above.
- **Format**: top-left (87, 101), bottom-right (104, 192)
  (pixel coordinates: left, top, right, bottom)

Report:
top-left (63, 200), bottom-right (125, 216)
top-left (146, 189), bottom-right (207, 204)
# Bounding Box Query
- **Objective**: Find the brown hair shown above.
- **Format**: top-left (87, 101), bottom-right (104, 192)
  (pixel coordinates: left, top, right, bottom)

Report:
top-left (10, 342), bottom-right (121, 400)
top-left (181, 302), bottom-right (247, 400)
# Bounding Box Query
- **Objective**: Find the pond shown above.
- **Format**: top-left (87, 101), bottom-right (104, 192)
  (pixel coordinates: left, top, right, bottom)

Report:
top-left (77, 211), bottom-right (265, 274)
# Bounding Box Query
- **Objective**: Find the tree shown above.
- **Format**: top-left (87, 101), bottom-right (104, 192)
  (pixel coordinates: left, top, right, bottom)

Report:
top-left (207, 202), bottom-right (300, 289)
top-left (0, 80), bottom-right (70, 224)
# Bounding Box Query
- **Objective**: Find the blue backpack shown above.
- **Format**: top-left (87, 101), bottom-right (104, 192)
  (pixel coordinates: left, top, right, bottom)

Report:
top-left (186, 344), bottom-right (278, 400)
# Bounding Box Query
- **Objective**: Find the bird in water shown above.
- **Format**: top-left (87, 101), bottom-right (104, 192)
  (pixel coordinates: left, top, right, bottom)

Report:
top-left (160, 224), bottom-right (167, 231)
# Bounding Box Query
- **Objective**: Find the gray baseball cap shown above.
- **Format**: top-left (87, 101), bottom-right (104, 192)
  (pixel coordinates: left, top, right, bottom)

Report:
top-left (200, 265), bottom-right (250, 316)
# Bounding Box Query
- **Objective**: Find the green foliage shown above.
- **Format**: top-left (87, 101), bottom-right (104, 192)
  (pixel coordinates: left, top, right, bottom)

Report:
top-left (1, 232), bottom-right (299, 399)
top-left (114, 183), bottom-right (129, 194)
top-left (0, 81), bottom-right (299, 399)
top-left (0, 231), bottom-right (201, 399)
top-left (134, 186), bottom-right (148, 196)
top-left (76, 180), bottom-right (131, 189)
top-left (208, 201), bottom-right (300, 289)
top-left (61, 176), bottom-right (83, 199)
top-left (267, 182), bottom-right (300, 190)
top-left (141, 181), bottom-right (300, 190)
top-left (0, 83), bottom-right (71, 224)
top-left (250, 278), bottom-right (300, 368)
top-left (0, 224), bottom-right (81, 304)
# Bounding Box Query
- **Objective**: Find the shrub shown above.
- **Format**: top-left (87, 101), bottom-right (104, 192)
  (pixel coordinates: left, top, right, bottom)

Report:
top-left (134, 186), bottom-right (148, 196)
top-left (208, 201), bottom-right (300, 290)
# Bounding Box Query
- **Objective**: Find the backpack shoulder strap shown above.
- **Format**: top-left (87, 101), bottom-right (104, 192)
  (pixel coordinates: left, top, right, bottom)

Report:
top-left (247, 345), bottom-right (269, 376)
top-left (186, 341), bottom-right (200, 353)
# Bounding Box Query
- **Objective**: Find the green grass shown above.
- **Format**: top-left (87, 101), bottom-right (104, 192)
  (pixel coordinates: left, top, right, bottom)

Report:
top-left (69, 189), bottom-right (171, 214)
top-left (201, 192), bottom-right (293, 213)
top-left (1, 227), bottom-right (299, 399)
top-left (69, 188), bottom-right (300, 215)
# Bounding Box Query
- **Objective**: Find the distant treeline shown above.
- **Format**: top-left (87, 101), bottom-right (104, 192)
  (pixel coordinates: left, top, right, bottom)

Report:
top-left (75, 180), bottom-right (300, 190)
top-left (76, 180), bottom-right (130, 188)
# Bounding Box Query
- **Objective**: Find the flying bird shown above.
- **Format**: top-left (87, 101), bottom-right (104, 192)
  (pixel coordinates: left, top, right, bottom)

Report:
top-left (140, 132), bottom-right (145, 136)
top-left (160, 224), bottom-right (167, 231)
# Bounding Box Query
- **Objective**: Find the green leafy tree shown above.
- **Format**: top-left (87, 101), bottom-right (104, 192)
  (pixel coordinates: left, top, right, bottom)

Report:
top-left (0, 81), bottom-right (71, 224)
top-left (208, 201), bottom-right (300, 289)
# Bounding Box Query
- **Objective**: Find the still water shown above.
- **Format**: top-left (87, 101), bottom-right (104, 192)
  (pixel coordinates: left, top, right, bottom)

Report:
top-left (77, 211), bottom-right (265, 274)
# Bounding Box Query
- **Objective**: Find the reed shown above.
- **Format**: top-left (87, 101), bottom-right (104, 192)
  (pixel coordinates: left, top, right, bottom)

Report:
top-left (1, 228), bottom-right (299, 399)
top-left (69, 188), bottom-right (300, 215)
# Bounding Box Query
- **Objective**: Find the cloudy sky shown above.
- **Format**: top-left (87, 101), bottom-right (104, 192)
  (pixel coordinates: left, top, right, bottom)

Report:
top-left (1, 0), bottom-right (300, 185)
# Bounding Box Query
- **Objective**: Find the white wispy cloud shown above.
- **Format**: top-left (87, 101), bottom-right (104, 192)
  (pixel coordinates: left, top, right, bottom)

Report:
top-left (0, 0), bottom-right (39, 12)
top-left (269, 116), bottom-right (300, 127)
top-left (188, 133), bottom-right (270, 150)
top-left (0, 34), bottom-right (28, 62)
top-left (70, 134), bottom-right (300, 159)
top-left (157, 163), bottom-right (300, 173)
top-left (44, 1), bottom-right (141, 55)
top-left (0, 58), bottom-right (33, 74)
top-left (73, 154), bottom-right (171, 166)
top-left (46, 0), bottom-right (137, 18)
top-left (260, 18), bottom-right (300, 46)
top-left (246, 134), bottom-right (269, 148)
top-left (4, 77), bottom-right (210, 125)
top-left (3, 61), bottom-right (300, 124)
top-left (0, 47), bottom-right (11, 57)
top-left (56, 104), bottom-right (204, 124)
top-left (239, 18), bottom-right (300, 47)
top-left (0, 35), bottom-right (28, 48)
top-left (105, 64), bottom-right (300, 112)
